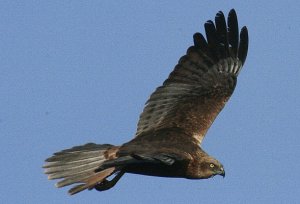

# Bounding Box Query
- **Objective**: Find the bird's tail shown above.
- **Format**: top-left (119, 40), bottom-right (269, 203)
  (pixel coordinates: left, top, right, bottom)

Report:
top-left (43, 143), bottom-right (120, 195)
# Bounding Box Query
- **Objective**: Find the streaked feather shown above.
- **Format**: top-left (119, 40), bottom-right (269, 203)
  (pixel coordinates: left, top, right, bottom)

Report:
top-left (135, 9), bottom-right (248, 145)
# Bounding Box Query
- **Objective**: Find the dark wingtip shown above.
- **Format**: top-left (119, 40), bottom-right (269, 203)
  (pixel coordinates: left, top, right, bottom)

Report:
top-left (215, 10), bottom-right (229, 58)
top-left (229, 9), bottom-right (237, 20)
top-left (193, 32), bottom-right (208, 51)
top-left (238, 26), bottom-right (249, 65)
top-left (204, 20), bottom-right (215, 31)
top-left (228, 9), bottom-right (239, 58)
top-left (205, 20), bottom-right (214, 26)
top-left (191, 9), bottom-right (248, 67)
top-left (216, 10), bottom-right (225, 17)
top-left (228, 9), bottom-right (238, 26)
top-left (204, 20), bottom-right (218, 61)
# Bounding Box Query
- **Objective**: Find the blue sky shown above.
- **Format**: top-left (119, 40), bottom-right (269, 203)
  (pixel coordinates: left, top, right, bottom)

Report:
top-left (1, 1), bottom-right (300, 203)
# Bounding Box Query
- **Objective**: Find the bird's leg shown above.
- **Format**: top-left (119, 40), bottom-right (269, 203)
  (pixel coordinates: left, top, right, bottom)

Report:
top-left (94, 171), bottom-right (125, 191)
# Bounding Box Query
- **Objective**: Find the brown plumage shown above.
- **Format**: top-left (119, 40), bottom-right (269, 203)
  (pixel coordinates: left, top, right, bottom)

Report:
top-left (43, 9), bottom-right (248, 195)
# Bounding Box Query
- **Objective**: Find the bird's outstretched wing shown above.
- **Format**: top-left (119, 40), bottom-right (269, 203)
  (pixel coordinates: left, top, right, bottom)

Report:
top-left (135, 9), bottom-right (248, 145)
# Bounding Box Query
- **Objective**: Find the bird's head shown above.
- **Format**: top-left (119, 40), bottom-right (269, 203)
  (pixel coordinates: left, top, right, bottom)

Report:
top-left (200, 157), bottom-right (225, 178)
top-left (196, 156), bottom-right (225, 179)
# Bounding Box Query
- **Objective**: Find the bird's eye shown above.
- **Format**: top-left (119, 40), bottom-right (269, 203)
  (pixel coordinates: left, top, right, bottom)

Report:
top-left (209, 163), bottom-right (215, 168)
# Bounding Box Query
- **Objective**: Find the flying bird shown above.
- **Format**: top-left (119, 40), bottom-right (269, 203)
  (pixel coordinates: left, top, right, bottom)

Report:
top-left (44, 9), bottom-right (248, 195)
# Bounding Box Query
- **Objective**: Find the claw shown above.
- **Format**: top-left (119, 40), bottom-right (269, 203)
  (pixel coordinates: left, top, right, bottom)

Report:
top-left (94, 171), bottom-right (125, 191)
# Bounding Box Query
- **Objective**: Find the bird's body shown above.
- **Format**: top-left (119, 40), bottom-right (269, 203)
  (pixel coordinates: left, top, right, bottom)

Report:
top-left (119, 128), bottom-right (201, 178)
top-left (44, 9), bottom-right (248, 195)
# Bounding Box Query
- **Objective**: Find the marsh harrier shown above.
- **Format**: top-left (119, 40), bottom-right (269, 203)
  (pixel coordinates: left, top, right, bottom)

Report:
top-left (44, 9), bottom-right (248, 195)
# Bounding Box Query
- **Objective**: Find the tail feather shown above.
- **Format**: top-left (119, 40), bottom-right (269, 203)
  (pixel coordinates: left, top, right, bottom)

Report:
top-left (44, 156), bottom-right (103, 174)
top-left (47, 165), bottom-right (99, 180)
top-left (56, 171), bottom-right (94, 188)
top-left (43, 143), bottom-right (119, 195)
top-left (46, 159), bottom-right (106, 179)
top-left (68, 167), bottom-right (115, 195)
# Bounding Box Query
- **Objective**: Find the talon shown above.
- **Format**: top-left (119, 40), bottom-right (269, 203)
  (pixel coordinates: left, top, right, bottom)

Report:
top-left (94, 179), bottom-right (111, 191)
top-left (94, 171), bottom-right (125, 192)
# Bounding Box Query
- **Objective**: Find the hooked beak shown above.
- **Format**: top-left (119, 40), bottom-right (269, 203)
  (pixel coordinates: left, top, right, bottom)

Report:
top-left (217, 167), bottom-right (225, 178)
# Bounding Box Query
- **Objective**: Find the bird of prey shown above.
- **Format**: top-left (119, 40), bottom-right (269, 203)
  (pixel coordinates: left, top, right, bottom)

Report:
top-left (43, 9), bottom-right (248, 195)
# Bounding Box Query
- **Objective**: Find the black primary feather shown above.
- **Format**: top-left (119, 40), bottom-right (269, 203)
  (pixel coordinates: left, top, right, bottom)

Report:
top-left (205, 20), bottom-right (218, 61)
top-left (193, 32), bottom-right (208, 52)
top-left (215, 11), bottom-right (229, 58)
top-left (228, 9), bottom-right (239, 57)
top-left (238, 26), bottom-right (249, 65)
